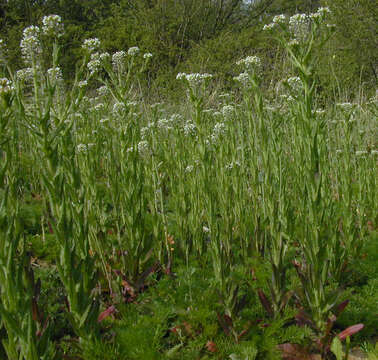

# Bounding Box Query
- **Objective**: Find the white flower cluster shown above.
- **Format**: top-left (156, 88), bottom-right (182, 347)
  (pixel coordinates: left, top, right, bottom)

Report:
top-left (77, 143), bottom-right (95, 153)
top-left (137, 140), bottom-right (150, 156)
top-left (237, 56), bottom-right (262, 74)
top-left (210, 122), bottom-right (226, 143)
top-left (185, 160), bottom-right (201, 173)
top-left (100, 52), bottom-right (110, 62)
top-left (128, 46), bottom-right (140, 56)
top-left (157, 117), bottom-right (174, 131)
top-left (273, 14), bottom-right (287, 24)
top-left (97, 85), bottom-right (110, 97)
top-left (113, 102), bottom-right (126, 115)
top-left (183, 120), bottom-right (197, 137)
top-left (156, 114), bottom-right (182, 132)
top-left (263, 7), bottom-right (331, 39)
top-left (310, 7), bottom-right (331, 20)
top-left (141, 122), bottom-right (156, 139)
top-left (94, 103), bottom-right (105, 112)
top-left (47, 66), bottom-right (63, 83)
top-left (127, 101), bottom-right (138, 108)
top-left (143, 52), bottom-right (153, 59)
top-left (355, 150), bottom-right (368, 156)
top-left (112, 51), bottom-right (126, 72)
top-left (280, 94), bottom-right (295, 104)
top-left (233, 72), bottom-right (250, 87)
top-left (225, 161), bottom-right (241, 170)
top-left (87, 52), bottom-right (102, 76)
top-left (0, 78), bottom-right (14, 95)
top-left (77, 144), bottom-right (88, 153)
top-left (170, 113), bottom-right (183, 122)
top-left (336, 102), bottom-right (356, 112)
top-left (288, 39), bottom-right (300, 47)
top-left (263, 23), bottom-right (276, 31)
top-left (82, 38), bottom-right (101, 53)
top-left (221, 104), bottom-right (235, 118)
top-left (289, 13), bottom-right (310, 41)
top-left (20, 26), bottom-right (42, 64)
top-left (287, 76), bottom-right (303, 93)
top-left (16, 67), bottom-right (34, 82)
top-left (0, 39), bottom-right (6, 62)
top-left (150, 102), bottom-right (163, 110)
top-left (176, 72), bottom-right (213, 87)
top-left (42, 15), bottom-right (64, 38)
top-left (219, 93), bottom-right (231, 100)
top-left (78, 80), bottom-right (88, 88)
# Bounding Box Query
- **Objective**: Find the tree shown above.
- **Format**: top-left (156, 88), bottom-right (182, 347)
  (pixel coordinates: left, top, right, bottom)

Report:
top-left (321, 0), bottom-right (377, 96)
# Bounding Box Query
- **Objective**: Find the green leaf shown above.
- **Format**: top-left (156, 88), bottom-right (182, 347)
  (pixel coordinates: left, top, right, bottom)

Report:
top-left (331, 337), bottom-right (344, 360)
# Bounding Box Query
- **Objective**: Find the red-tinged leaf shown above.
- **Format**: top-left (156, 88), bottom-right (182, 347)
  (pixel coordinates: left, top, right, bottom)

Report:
top-left (32, 298), bottom-right (40, 322)
top-left (250, 268), bottom-right (257, 281)
top-left (292, 260), bottom-right (301, 269)
top-left (135, 262), bottom-right (160, 290)
top-left (279, 290), bottom-right (294, 313)
top-left (183, 321), bottom-right (193, 337)
top-left (278, 343), bottom-right (320, 360)
top-left (36, 315), bottom-right (50, 338)
top-left (64, 296), bottom-right (70, 312)
top-left (206, 341), bottom-right (218, 353)
top-left (34, 278), bottom-right (41, 299)
top-left (237, 328), bottom-right (249, 341)
top-left (47, 220), bottom-right (54, 234)
top-left (217, 312), bottom-right (231, 336)
top-left (257, 289), bottom-right (274, 317)
top-left (335, 300), bottom-right (349, 315)
top-left (337, 324), bottom-right (364, 340)
top-left (98, 305), bottom-right (116, 323)
top-left (113, 269), bottom-right (122, 277)
top-left (295, 310), bottom-right (315, 328)
top-left (223, 314), bottom-right (233, 327)
top-left (121, 280), bottom-right (135, 298)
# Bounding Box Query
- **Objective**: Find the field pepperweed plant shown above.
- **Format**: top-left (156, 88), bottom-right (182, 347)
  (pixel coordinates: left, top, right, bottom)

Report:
top-left (0, 10), bottom-right (377, 360)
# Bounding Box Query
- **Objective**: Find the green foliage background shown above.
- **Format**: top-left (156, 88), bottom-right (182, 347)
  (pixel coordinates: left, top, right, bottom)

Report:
top-left (0, 0), bottom-right (376, 97)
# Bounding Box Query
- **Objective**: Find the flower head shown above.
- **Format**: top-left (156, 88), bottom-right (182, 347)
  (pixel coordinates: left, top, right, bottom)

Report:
top-left (273, 14), bottom-right (287, 25)
top-left (16, 68), bottom-right (34, 82)
top-left (0, 39), bottom-right (6, 62)
top-left (99, 52), bottom-right (110, 62)
top-left (78, 80), bottom-right (88, 88)
top-left (128, 46), bottom-right (140, 56)
top-left (82, 38), bottom-right (101, 53)
top-left (20, 26), bottom-right (42, 64)
top-left (233, 72), bottom-right (250, 87)
top-left (42, 15), bottom-right (64, 38)
top-left (222, 104), bottom-right (235, 118)
top-left (0, 78), bottom-right (14, 95)
top-left (47, 66), bottom-right (63, 83)
top-left (237, 55), bottom-right (262, 74)
top-left (177, 72), bottom-right (213, 87)
top-left (263, 23), bottom-right (276, 31)
top-left (289, 13), bottom-right (310, 41)
top-left (97, 85), bottom-right (110, 97)
top-left (112, 51), bottom-right (127, 71)
top-left (287, 76), bottom-right (303, 93)
top-left (87, 52), bottom-right (102, 76)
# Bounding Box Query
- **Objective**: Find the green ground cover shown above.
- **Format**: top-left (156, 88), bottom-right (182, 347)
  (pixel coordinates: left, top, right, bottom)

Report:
top-left (0, 10), bottom-right (377, 360)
